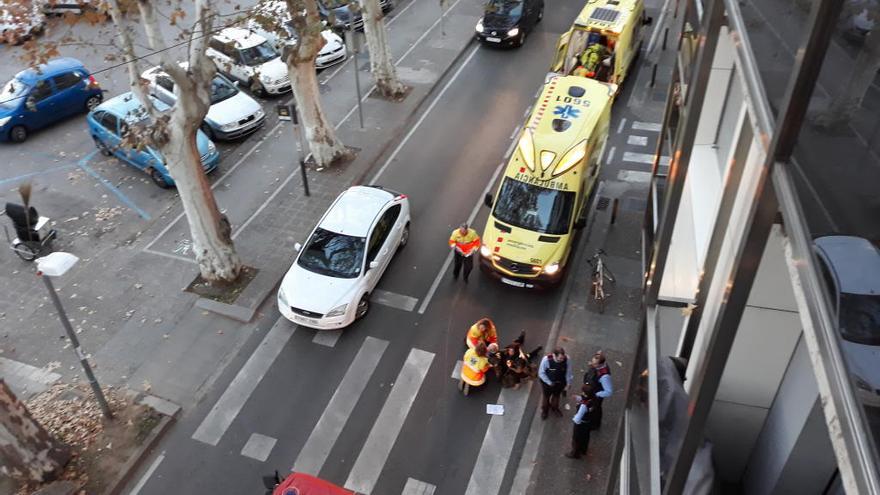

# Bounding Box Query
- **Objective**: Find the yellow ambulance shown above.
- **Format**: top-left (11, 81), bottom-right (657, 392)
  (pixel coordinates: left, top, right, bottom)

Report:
top-left (550, 0), bottom-right (650, 87)
top-left (479, 75), bottom-right (614, 288)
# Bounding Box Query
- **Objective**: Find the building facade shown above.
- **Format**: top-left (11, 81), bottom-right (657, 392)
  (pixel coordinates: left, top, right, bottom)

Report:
top-left (616, 0), bottom-right (880, 493)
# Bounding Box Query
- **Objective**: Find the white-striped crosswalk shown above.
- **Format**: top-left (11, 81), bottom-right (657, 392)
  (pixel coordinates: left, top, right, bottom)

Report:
top-left (188, 316), bottom-right (533, 494)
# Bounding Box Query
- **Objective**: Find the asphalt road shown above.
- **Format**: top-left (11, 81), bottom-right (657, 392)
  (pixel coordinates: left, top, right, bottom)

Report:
top-left (127, 3), bottom-right (671, 494)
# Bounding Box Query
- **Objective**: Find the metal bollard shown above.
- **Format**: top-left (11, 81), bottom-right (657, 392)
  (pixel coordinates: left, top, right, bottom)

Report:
top-left (610, 198), bottom-right (620, 225)
top-left (662, 27), bottom-right (669, 50)
top-left (650, 63), bottom-right (658, 88)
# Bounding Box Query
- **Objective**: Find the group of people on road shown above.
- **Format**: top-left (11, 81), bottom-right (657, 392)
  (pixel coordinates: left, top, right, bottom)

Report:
top-left (448, 221), bottom-right (613, 462)
top-left (459, 318), bottom-right (543, 392)
top-left (537, 349), bottom-right (613, 459)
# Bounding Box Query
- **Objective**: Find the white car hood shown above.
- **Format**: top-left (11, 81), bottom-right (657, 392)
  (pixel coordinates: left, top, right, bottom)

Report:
top-left (840, 340), bottom-right (880, 389)
top-left (255, 57), bottom-right (289, 82)
top-left (320, 31), bottom-right (343, 55)
top-left (207, 91), bottom-right (261, 126)
top-left (280, 262), bottom-right (359, 314)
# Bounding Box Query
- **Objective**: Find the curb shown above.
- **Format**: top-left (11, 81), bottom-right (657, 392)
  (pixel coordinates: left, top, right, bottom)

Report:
top-left (103, 395), bottom-right (180, 495)
top-left (353, 36), bottom-right (478, 186)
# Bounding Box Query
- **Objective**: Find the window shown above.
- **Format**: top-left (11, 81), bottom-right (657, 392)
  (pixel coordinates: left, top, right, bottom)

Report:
top-left (95, 111), bottom-right (119, 132)
top-left (492, 177), bottom-right (576, 235)
top-left (156, 75), bottom-right (174, 93)
top-left (367, 205), bottom-right (400, 263)
top-left (30, 80), bottom-right (53, 102)
top-left (297, 228), bottom-right (365, 278)
top-left (239, 41), bottom-right (278, 66)
top-left (838, 294), bottom-right (880, 346)
top-left (51, 71), bottom-right (83, 91)
top-left (0, 78), bottom-right (29, 109)
top-left (210, 76), bottom-right (238, 104)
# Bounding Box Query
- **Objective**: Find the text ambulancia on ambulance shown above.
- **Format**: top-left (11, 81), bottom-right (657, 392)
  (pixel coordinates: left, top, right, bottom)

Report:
top-left (480, 75), bottom-right (615, 289)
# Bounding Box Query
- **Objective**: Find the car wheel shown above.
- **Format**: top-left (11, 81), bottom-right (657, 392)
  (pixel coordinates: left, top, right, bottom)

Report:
top-left (10, 126), bottom-right (27, 143)
top-left (250, 78), bottom-right (267, 97)
top-left (148, 168), bottom-right (171, 189)
top-left (200, 123), bottom-right (215, 140)
top-left (94, 137), bottom-right (112, 156)
top-left (537, 7), bottom-right (543, 22)
top-left (398, 223), bottom-right (410, 249)
top-left (355, 294), bottom-right (370, 320)
top-left (85, 95), bottom-right (102, 111)
top-left (516, 31), bottom-right (526, 47)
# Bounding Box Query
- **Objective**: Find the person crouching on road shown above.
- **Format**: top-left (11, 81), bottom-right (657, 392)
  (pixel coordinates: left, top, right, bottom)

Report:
top-left (466, 317), bottom-right (498, 350)
top-left (538, 348), bottom-right (573, 419)
top-left (449, 222), bottom-right (480, 282)
top-left (460, 342), bottom-right (491, 391)
top-left (566, 384), bottom-right (599, 459)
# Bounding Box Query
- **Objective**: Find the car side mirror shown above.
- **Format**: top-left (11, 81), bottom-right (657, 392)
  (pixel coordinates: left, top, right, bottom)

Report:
top-left (294, 242), bottom-right (302, 252)
top-left (574, 217), bottom-right (586, 229)
top-left (233, 80), bottom-right (240, 87)
top-left (484, 193), bottom-right (493, 208)
top-left (369, 260), bottom-right (379, 269)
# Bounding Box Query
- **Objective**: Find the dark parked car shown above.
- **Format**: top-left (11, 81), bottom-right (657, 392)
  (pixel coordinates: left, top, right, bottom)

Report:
top-left (0, 57), bottom-right (103, 142)
top-left (318, 0), bottom-right (393, 32)
top-left (475, 0), bottom-right (544, 48)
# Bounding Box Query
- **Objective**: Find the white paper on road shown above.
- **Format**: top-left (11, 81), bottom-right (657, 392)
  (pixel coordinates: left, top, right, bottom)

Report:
top-left (486, 404), bottom-right (505, 415)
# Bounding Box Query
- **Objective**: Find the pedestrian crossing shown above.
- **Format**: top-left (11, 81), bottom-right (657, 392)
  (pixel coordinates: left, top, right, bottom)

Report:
top-left (185, 316), bottom-right (535, 495)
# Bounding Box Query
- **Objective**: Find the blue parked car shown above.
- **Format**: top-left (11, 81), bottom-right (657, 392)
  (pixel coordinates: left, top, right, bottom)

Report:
top-left (87, 92), bottom-right (220, 189)
top-left (0, 57), bottom-right (103, 142)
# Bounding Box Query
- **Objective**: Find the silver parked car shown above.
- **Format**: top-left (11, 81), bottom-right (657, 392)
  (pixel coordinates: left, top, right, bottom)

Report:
top-left (141, 65), bottom-right (266, 140)
top-left (814, 235), bottom-right (880, 409)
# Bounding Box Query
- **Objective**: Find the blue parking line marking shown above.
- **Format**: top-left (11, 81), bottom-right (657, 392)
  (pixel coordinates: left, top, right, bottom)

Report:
top-left (76, 150), bottom-right (151, 220)
top-left (0, 164), bottom-right (77, 187)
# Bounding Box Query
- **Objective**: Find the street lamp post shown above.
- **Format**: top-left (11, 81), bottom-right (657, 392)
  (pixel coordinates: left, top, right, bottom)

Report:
top-left (36, 252), bottom-right (113, 420)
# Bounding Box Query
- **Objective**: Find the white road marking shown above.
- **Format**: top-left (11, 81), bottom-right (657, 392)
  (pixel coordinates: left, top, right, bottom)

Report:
top-left (192, 318), bottom-right (297, 446)
top-left (623, 151), bottom-right (670, 166)
top-left (344, 348), bottom-right (435, 494)
top-left (294, 337), bottom-right (388, 475)
top-left (232, 169), bottom-right (298, 240)
top-left (402, 478), bottom-right (437, 495)
top-left (632, 121), bottom-right (662, 132)
top-left (509, 126), bottom-right (519, 140)
top-left (369, 44), bottom-right (480, 183)
top-left (141, 247), bottom-right (198, 264)
top-left (337, 0), bottom-right (467, 131)
top-left (606, 146), bottom-right (617, 166)
top-left (241, 433), bottom-right (277, 462)
top-left (451, 360), bottom-right (463, 379)
top-left (372, 289), bottom-right (419, 312)
top-left (312, 330), bottom-right (344, 347)
top-left (417, 161), bottom-right (505, 314)
top-left (617, 117), bottom-right (627, 134)
top-left (464, 384), bottom-right (533, 495)
top-left (503, 135), bottom-right (518, 160)
top-left (627, 135), bottom-right (649, 146)
top-left (128, 451), bottom-right (165, 495)
top-left (618, 170), bottom-right (653, 183)
top-left (523, 106), bottom-right (531, 118)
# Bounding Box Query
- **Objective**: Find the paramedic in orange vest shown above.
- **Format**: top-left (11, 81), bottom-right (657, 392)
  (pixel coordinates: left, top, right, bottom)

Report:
top-left (449, 222), bottom-right (480, 282)
top-left (466, 317), bottom-right (498, 350)
top-left (461, 342), bottom-right (491, 388)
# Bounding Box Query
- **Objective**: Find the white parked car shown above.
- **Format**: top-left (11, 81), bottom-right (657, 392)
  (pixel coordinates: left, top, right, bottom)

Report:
top-left (141, 65), bottom-right (266, 140)
top-left (206, 27), bottom-right (290, 97)
top-left (0, 2), bottom-right (45, 44)
top-left (278, 186), bottom-right (411, 329)
top-left (247, 0), bottom-right (347, 69)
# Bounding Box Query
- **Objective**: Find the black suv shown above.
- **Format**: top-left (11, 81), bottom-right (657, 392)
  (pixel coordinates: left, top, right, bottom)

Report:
top-left (475, 0), bottom-right (544, 48)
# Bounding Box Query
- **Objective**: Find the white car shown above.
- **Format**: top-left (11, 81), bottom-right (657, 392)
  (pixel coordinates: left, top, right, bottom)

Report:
top-left (278, 186), bottom-right (411, 330)
top-left (247, 0), bottom-right (347, 69)
top-left (141, 65), bottom-right (265, 140)
top-left (206, 27), bottom-right (290, 96)
top-left (0, 2), bottom-right (45, 44)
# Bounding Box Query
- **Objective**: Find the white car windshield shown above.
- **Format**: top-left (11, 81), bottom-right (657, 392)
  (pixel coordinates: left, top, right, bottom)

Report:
top-left (297, 228), bottom-right (365, 278)
top-left (0, 78), bottom-right (29, 109)
top-left (210, 76), bottom-right (238, 104)
top-left (239, 41), bottom-right (278, 66)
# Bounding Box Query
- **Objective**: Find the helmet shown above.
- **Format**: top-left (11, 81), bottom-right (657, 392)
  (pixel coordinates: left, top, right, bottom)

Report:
top-left (587, 32), bottom-right (601, 45)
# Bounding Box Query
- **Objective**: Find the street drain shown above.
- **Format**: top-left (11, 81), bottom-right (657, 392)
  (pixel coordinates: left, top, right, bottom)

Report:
top-left (596, 197), bottom-right (610, 210)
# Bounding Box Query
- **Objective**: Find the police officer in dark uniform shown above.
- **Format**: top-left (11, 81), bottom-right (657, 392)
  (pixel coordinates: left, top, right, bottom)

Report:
top-left (582, 351), bottom-right (613, 430)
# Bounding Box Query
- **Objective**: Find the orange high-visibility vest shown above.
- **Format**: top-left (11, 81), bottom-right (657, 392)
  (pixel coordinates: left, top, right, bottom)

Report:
top-left (449, 228), bottom-right (481, 257)
top-left (461, 348), bottom-right (490, 386)
top-left (466, 320), bottom-right (498, 349)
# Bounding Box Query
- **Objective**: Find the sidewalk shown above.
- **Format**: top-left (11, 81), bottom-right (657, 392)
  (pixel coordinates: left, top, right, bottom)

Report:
top-left (0, 0), bottom-right (482, 412)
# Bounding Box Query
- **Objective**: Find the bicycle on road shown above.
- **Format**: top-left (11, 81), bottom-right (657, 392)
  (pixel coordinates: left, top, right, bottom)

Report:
top-left (587, 249), bottom-right (615, 313)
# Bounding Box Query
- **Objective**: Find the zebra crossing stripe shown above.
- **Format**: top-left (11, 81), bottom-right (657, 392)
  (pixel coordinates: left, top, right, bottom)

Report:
top-left (464, 384), bottom-right (533, 495)
top-left (293, 337), bottom-right (389, 475)
top-left (402, 478), bottom-right (437, 495)
top-left (632, 121), bottom-right (662, 132)
top-left (345, 348), bottom-right (435, 494)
